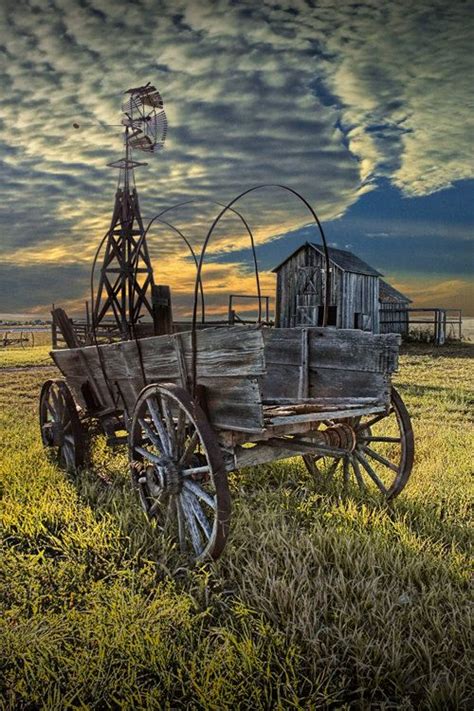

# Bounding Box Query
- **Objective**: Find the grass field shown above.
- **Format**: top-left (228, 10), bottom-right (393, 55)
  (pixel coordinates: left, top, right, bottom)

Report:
top-left (0, 343), bottom-right (472, 709)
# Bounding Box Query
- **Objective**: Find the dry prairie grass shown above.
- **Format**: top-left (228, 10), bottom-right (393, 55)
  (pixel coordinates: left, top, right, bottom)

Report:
top-left (0, 343), bottom-right (472, 709)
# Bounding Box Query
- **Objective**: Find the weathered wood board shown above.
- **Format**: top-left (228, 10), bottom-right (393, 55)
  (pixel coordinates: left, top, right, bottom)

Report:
top-left (52, 326), bottom-right (266, 432)
top-left (52, 324), bottom-right (400, 435)
top-left (261, 327), bottom-right (398, 407)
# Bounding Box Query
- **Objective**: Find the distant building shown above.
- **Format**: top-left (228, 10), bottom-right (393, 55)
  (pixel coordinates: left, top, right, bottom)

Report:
top-left (379, 280), bottom-right (412, 336)
top-left (272, 242), bottom-right (411, 335)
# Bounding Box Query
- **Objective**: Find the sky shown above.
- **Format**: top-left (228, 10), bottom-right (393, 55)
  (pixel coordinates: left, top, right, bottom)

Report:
top-left (0, 0), bottom-right (473, 319)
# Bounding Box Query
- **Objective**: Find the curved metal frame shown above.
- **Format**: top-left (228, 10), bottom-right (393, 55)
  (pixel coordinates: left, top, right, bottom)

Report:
top-left (190, 184), bottom-right (331, 393)
top-left (88, 185), bottom-right (330, 401)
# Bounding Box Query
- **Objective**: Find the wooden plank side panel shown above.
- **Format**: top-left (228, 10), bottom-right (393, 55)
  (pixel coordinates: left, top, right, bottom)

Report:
top-left (53, 326), bottom-right (266, 424)
top-left (200, 377), bottom-right (264, 432)
top-left (52, 348), bottom-right (117, 412)
top-left (263, 328), bottom-right (400, 374)
top-left (263, 362), bottom-right (391, 407)
top-left (309, 369), bottom-right (390, 404)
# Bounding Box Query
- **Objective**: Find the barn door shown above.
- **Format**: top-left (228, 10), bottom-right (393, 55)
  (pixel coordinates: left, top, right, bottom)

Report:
top-left (296, 267), bottom-right (320, 325)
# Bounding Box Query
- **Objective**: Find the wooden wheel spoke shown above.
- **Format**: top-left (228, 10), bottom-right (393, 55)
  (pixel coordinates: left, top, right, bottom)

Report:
top-left (343, 457), bottom-right (350, 489)
top-left (354, 451), bottom-right (388, 494)
top-left (302, 454), bottom-right (318, 477)
top-left (361, 445), bottom-right (399, 473)
top-left (134, 444), bottom-right (165, 465)
top-left (326, 457), bottom-right (340, 483)
top-left (176, 496), bottom-right (186, 551)
top-left (182, 479), bottom-right (216, 510)
top-left (181, 465), bottom-right (210, 479)
top-left (160, 394), bottom-right (177, 457)
top-left (180, 493), bottom-right (203, 555)
top-left (49, 388), bottom-right (61, 413)
top-left (350, 454), bottom-right (366, 491)
top-left (146, 399), bottom-right (170, 455)
top-left (355, 411), bottom-right (388, 432)
top-left (361, 436), bottom-right (401, 443)
top-left (138, 417), bottom-right (162, 449)
top-left (175, 410), bottom-right (187, 457)
top-left (62, 442), bottom-right (74, 469)
top-left (179, 431), bottom-right (199, 466)
top-left (61, 411), bottom-right (72, 428)
top-left (183, 490), bottom-right (212, 540)
top-left (45, 400), bottom-right (56, 418)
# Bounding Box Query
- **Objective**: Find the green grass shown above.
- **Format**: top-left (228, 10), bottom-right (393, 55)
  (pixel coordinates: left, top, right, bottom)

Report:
top-left (0, 344), bottom-right (473, 709)
top-left (0, 344), bottom-right (52, 369)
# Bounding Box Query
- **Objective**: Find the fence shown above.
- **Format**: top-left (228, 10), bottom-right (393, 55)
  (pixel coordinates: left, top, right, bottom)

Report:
top-left (380, 308), bottom-right (463, 345)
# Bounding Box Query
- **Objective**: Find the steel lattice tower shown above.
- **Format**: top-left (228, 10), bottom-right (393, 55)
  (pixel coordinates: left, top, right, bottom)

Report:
top-left (92, 84), bottom-right (167, 339)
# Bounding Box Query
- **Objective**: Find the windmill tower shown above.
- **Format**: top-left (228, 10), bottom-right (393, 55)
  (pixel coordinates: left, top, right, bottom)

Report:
top-left (93, 84), bottom-right (168, 339)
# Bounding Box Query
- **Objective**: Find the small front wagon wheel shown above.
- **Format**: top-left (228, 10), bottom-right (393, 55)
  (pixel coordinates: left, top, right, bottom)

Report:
top-left (129, 383), bottom-right (231, 562)
top-left (39, 380), bottom-right (85, 473)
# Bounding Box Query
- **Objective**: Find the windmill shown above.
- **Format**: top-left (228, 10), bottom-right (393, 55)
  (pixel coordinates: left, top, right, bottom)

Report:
top-left (92, 83), bottom-right (168, 339)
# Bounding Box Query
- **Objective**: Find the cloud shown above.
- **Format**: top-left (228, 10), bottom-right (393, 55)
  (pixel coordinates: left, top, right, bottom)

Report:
top-left (317, 0), bottom-right (474, 195)
top-left (388, 274), bottom-right (474, 315)
top-left (0, 0), bottom-right (472, 314)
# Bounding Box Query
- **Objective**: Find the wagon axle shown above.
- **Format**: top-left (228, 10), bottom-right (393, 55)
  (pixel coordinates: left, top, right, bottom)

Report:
top-left (41, 421), bottom-right (65, 448)
top-left (317, 422), bottom-right (356, 453)
top-left (135, 460), bottom-right (182, 496)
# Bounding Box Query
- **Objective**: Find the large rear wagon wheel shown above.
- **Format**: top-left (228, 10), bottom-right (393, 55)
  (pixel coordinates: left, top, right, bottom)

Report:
top-left (39, 379), bottom-right (85, 474)
top-left (129, 383), bottom-right (231, 562)
top-left (303, 387), bottom-right (414, 500)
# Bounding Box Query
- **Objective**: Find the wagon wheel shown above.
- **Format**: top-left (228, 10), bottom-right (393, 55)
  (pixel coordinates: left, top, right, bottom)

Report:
top-left (303, 387), bottom-right (414, 500)
top-left (129, 383), bottom-right (231, 562)
top-left (39, 379), bottom-right (85, 473)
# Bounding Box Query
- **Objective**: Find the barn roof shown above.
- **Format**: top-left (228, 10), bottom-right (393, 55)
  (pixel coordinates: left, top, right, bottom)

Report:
top-left (272, 242), bottom-right (382, 277)
top-left (379, 279), bottom-right (412, 303)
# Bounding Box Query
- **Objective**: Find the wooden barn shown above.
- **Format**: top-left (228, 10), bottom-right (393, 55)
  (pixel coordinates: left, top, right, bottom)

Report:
top-left (379, 279), bottom-right (412, 336)
top-left (273, 242), bottom-right (381, 333)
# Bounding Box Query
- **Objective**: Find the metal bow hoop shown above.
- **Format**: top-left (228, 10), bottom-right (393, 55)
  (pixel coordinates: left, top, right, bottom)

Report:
top-left (190, 184), bottom-right (331, 395)
top-left (140, 199), bottom-right (263, 323)
top-left (153, 217), bottom-right (206, 324)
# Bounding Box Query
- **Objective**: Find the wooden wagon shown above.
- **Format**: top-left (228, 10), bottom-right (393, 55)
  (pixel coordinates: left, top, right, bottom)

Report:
top-left (40, 323), bottom-right (414, 561)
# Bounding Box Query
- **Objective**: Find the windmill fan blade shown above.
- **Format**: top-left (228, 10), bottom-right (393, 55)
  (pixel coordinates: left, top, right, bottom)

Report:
top-left (145, 111), bottom-right (167, 140)
top-left (139, 86), bottom-right (163, 108)
top-left (122, 94), bottom-right (142, 115)
top-left (122, 83), bottom-right (167, 152)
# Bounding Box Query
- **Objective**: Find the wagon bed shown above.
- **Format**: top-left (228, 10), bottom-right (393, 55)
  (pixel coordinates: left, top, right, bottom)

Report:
top-left (51, 325), bottom-right (399, 436)
top-left (42, 324), bottom-right (412, 561)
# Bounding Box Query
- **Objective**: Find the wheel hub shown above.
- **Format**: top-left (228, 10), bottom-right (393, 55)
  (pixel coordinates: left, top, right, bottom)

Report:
top-left (42, 421), bottom-right (64, 447)
top-left (322, 423), bottom-right (357, 452)
top-left (147, 459), bottom-right (182, 495)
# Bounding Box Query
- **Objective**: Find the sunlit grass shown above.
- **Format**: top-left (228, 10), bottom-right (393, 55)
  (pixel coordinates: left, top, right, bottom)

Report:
top-left (0, 344), bottom-right (52, 369)
top-left (0, 343), bottom-right (472, 708)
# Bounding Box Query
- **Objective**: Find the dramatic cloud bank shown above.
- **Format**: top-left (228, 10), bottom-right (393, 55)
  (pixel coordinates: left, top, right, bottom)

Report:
top-left (0, 0), bottom-right (472, 314)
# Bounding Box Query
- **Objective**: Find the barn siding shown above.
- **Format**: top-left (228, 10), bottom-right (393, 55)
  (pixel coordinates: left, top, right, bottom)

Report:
top-left (276, 245), bottom-right (379, 333)
top-left (380, 303), bottom-right (410, 335)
